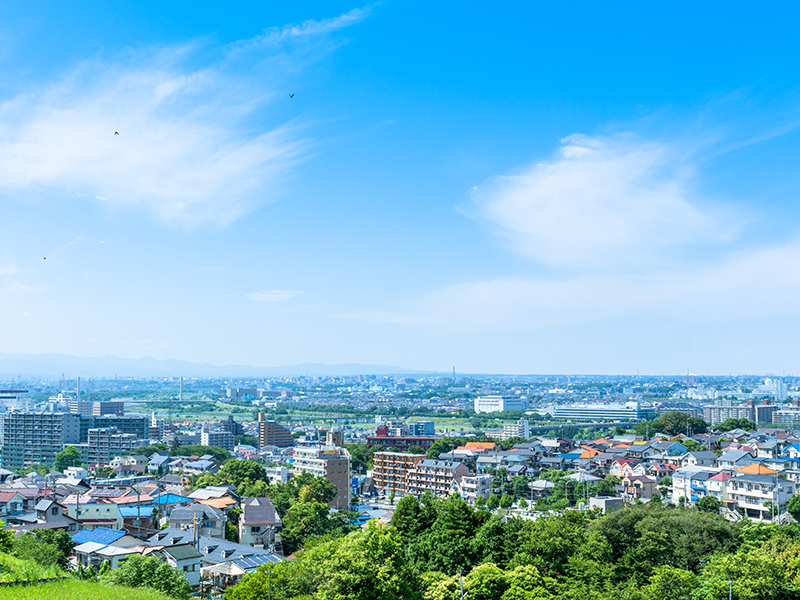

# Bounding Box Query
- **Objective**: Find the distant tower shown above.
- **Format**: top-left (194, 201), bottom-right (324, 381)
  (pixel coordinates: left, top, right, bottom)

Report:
top-left (77, 377), bottom-right (80, 399)
top-left (453, 366), bottom-right (456, 381)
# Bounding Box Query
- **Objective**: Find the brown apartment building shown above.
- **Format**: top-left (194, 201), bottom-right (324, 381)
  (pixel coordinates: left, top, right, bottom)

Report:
top-left (372, 452), bottom-right (427, 495)
top-left (258, 413), bottom-right (295, 448)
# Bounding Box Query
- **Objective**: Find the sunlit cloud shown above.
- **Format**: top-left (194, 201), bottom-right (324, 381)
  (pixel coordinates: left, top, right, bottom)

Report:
top-left (468, 133), bottom-right (740, 271)
top-left (246, 290), bottom-right (305, 303)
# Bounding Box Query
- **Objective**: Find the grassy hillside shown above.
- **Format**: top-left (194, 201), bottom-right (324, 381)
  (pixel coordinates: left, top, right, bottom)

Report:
top-left (0, 553), bottom-right (62, 582)
top-left (0, 580), bottom-right (175, 600)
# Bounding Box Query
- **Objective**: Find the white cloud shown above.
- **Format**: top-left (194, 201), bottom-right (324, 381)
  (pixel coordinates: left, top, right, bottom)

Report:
top-left (0, 9), bottom-right (368, 228)
top-left (246, 290), bottom-right (305, 303)
top-left (231, 7), bottom-right (370, 52)
top-left (0, 264), bottom-right (19, 276)
top-left (469, 133), bottom-right (739, 270)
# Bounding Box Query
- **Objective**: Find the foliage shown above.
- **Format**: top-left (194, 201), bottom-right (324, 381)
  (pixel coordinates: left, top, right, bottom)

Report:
top-left (171, 444), bottom-right (230, 462)
top-left (53, 446), bottom-right (82, 472)
top-left (696, 495), bottom-right (721, 513)
top-left (101, 554), bottom-right (192, 600)
top-left (13, 529), bottom-right (74, 568)
top-left (135, 444), bottom-right (167, 457)
top-left (344, 443), bottom-right (384, 472)
top-left (716, 418), bottom-right (756, 432)
top-left (0, 521), bottom-right (13, 553)
top-left (633, 411), bottom-right (708, 437)
top-left (0, 552), bottom-right (63, 582)
top-left (281, 500), bottom-right (357, 554)
top-left (227, 523), bottom-right (418, 600)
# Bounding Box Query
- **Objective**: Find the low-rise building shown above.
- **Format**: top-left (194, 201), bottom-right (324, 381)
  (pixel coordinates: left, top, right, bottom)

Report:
top-left (238, 497), bottom-right (282, 550)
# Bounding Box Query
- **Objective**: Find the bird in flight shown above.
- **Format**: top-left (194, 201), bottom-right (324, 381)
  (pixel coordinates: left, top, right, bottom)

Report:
top-left (288, 93), bottom-right (295, 98)
top-left (115, 131), bottom-right (119, 135)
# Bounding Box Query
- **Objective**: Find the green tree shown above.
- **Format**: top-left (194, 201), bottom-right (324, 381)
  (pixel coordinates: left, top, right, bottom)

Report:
top-left (487, 494), bottom-right (500, 510)
top-left (695, 495), bottom-right (721, 513)
top-left (216, 459), bottom-right (266, 488)
top-left (101, 554), bottom-right (192, 600)
top-left (716, 418), bottom-right (756, 431)
top-left (13, 529), bottom-right (74, 567)
top-left (0, 520), bottom-right (13, 553)
top-left (518, 498), bottom-right (528, 510)
top-left (465, 562), bottom-right (508, 600)
top-left (697, 549), bottom-right (792, 600)
top-left (499, 494), bottom-right (513, 509)
top-left (53, 445), bottom-right (82, 472)
top-left (172, 444), bottom-right (230, 462)
top-left (788, 494), bottom-right (800, 522)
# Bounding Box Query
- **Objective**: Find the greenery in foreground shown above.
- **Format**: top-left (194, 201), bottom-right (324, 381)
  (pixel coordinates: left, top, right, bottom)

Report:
top-left (227, 496), bottom-right (800, 600)
top-left (0, 579), bottom-right (176, 600)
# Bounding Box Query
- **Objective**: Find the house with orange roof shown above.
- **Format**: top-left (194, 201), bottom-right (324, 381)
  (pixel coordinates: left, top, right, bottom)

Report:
top-left (463, 441), bottom-right (497, 452)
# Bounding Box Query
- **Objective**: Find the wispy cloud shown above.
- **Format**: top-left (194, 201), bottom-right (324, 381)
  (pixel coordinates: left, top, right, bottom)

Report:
top-left (230, 7), bottom-right (371, 52)
top-left (246, 290), bottom-right (305, 303)
top-left (468, 133), bottom-right (740, 271)
top-left (0, 9), bottom-right (368, 228)
top-left (0, 264), bottom-right (20, 276)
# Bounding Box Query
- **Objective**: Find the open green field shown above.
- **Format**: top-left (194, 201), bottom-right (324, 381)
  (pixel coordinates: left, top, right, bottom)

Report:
top-left (0, 580), bottom-right (174, 600)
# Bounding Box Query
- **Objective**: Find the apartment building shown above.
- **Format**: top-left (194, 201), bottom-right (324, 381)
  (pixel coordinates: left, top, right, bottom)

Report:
top-left (79, 415), bottom-right (148, 443)
top-left (200, 428), bottom-right (234, 452)
top-left (372, 452), bottom-right (427, 495)
top-left (257, 413), bottom-right (294, 448)
top-left (406, 460), bottom-right (470, 497)
top-left (69, 400), bottom-right (124, 417)
top-left (455, 474), bottom-right (492, 501)
top-left (1, 412), bottom-right (80, 470)
top-left (727, 473), bottom-right (795, 520)
top-left (293, 442), bottom-right (351, 509)
top-left (87, 427), bottom-right (144, 465)
top-left (502, 419), bottom-right (530, 440)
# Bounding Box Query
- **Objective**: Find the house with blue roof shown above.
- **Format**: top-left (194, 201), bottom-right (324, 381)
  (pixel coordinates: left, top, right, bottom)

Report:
top-left (71, 526), bottom-right (144, 547)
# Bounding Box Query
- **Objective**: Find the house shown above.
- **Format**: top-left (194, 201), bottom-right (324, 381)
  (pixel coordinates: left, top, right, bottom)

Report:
top-left (0, 492), bottom-right (26, 517)
top-left (620, 475), bottom-right (657, 499)
top-left (589, 496), bottom-right (624, 513)
top-left (455, 474), bottom-right (493, 502)
top-left (148, 453), bottom-right (172, 476)
top-left (610, 460), bottom-right (639, 478)
top-left (238, 498), bottom-right (282, 550)
top-left (671, 467), bottom-right (718, 504)
top-left (148, 528), bottom-right (279, 568)
top-left (717, 450), bottom-right (756, 470)
top-left (756, 440), bottom-right (784, 460)
top-left (680, 451), bottom-right (717, 468)
top-left (705, 472), bottom-right (733, 502)
top-left (156, 543), bottom-right (203, 587)
top-left (168, 504), bottom-right (226, 539)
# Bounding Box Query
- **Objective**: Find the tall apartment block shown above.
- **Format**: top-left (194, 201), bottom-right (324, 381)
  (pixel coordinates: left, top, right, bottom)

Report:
top-left (257, 413), bottom-right (294, 448)
top-left (293, 440), bottom-right (352, 510)
top-left (86, 427), bottom-right (145, 465)
top-left (372, 451), bottom-right (427, 495)
top-left (79, 415), bottom-right (148, 443)
top-left (200, 428), bottom-right (235, 452)
top-left (1, 412), bottom-right (80, 470)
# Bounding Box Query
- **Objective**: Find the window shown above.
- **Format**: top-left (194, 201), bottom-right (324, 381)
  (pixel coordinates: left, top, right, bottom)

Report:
top-left (52, 507), bottom-right (59, 515)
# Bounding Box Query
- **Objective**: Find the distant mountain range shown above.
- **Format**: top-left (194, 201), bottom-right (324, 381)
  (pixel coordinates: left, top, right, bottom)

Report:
top-left (0, 353), bottom-right (428, 378)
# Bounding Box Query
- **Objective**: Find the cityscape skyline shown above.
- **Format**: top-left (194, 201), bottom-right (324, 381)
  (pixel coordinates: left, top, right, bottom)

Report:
top-left (2, 3), bottom-right (800, 374)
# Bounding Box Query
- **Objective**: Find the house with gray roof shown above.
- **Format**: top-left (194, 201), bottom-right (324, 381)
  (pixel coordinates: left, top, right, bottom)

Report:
top-left (239, 497), bottom-right (282, 550)
top-left (168, 504), bottom-right (226, 539)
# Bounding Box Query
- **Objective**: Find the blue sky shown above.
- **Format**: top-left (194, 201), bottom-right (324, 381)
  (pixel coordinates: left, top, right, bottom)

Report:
top-left (2, 2), bottom-right (800, 374)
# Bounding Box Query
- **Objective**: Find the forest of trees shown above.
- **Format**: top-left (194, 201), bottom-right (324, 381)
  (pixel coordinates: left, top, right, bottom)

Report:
top-left (226, 495), bottom-right (800, 600)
